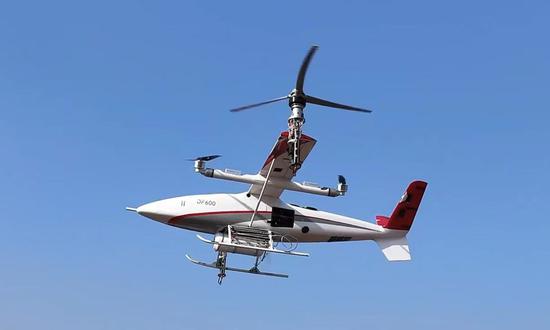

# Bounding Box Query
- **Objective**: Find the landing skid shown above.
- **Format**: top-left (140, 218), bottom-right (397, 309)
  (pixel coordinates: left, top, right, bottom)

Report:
top-left (186, 254), bottom-right (289, 284)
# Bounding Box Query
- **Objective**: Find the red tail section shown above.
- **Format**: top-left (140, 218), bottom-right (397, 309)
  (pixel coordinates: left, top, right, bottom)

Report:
top-left (376, 180), bottom-right (428, 231)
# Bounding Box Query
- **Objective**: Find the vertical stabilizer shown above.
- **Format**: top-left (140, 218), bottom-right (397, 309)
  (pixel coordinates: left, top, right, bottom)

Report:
top-left (377, 180), bottom-right (428, 231)
top-left (374, 180), bottom-right (428, 261)
top-left (375, 237), bottom-right (410, 261)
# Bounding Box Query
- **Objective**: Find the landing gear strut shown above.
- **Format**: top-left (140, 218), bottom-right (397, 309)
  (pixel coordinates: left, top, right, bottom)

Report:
top-left (216, 251), bottom-right (227, 285)
top-left (249, 252), bottom-right (267, 274)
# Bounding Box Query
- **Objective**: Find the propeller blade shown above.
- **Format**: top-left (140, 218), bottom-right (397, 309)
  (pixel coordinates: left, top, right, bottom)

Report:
top-left (229, 96), bottom-right (289, 112)
top-left (338, 175), bottom-right (347, 185)
top-left (187, 155), bottom-right (221, 161)
top-left (295, 45), bottom-right (319, 92)
top-left (305, 95), bottom-right (372, 113)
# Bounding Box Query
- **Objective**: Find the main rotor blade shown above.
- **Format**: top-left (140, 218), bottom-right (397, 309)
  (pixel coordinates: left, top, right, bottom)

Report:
top-left (229, 96), bottom-right (289, 112)
top-left (305, 95), bottom-right (372, 113)
top-left (295, 45), bottom-right (319, 92)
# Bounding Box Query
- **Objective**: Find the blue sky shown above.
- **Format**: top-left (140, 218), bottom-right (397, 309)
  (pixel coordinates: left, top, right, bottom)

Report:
top-left (1, 1), bottom-right (549, 329)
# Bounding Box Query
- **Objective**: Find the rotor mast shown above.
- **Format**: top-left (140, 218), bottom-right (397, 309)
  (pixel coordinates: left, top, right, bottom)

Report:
top-left (287, 90), bottom-right (306, 172)
top-left (286, 45), bottom-right (317, 173)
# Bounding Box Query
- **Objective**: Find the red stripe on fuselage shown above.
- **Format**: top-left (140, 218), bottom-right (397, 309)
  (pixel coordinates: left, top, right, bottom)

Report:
top-left (168, 210), bottom-right (272, 225)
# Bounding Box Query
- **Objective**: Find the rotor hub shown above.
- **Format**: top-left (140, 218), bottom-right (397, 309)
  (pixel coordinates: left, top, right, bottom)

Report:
top-left (288, 89), bottom-right (306, 108)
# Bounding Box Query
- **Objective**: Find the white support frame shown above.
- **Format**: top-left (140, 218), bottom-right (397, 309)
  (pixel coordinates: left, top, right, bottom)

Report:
top-left (249, 159), bottom-right (276, 227)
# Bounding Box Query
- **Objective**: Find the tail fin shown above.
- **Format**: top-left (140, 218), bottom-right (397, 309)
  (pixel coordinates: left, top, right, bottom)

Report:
top-left (374, 180), bottom-right (427, 262)
top-left (376, 180), bottom-right (428, 231)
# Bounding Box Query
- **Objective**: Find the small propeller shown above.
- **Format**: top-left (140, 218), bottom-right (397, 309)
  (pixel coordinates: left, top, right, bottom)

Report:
top-left (338, 175), bottom-right (347, 185)
top-left (187, 155), bottom-right (221, 162)
top-left (229, 45), bottom-right (372, 114)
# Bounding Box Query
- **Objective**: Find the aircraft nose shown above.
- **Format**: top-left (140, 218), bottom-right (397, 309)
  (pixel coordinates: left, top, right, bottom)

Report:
top-left (136, 201), bottom-right (173, 223)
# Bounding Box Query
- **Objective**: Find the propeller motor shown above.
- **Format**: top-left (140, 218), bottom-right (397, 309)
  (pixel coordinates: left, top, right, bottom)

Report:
top-left (187, 155), bottom-right (221, 173)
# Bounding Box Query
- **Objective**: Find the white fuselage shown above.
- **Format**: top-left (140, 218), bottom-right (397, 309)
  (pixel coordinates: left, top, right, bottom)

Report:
top-left (136, 192), bottom-right (405, 243)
